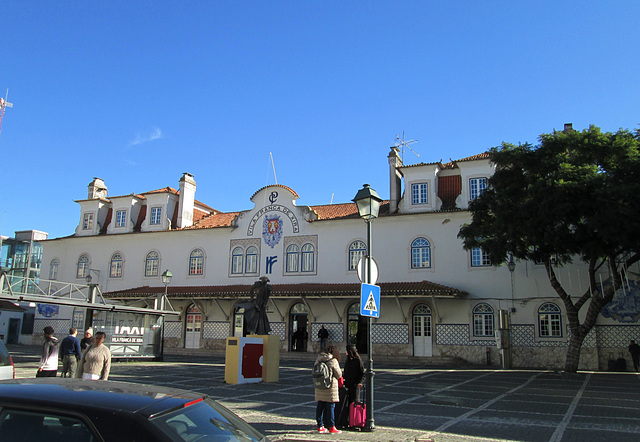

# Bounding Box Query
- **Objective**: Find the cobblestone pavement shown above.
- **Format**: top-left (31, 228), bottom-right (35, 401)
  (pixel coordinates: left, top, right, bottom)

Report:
top-left (7, 345), bottom-right (640, 442)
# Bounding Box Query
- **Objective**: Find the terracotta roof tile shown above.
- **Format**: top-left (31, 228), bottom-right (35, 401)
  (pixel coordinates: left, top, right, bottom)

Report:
top-left (188, 212), bottom-right (240, 229)
top-left (143, 187), bottom-right (179, 195)
top-left (105, 280), bottom-right (466, 299)
top-left (309, 201), bottom-right (390, 221)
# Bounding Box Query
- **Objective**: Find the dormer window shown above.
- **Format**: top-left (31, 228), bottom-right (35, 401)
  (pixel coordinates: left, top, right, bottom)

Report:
top-left (115, 210), bottom-right (127, 228)
top-left (411, 182), bottom-right (428, 205)
top-left (82, 213), bottom-right (94, 230)
top-left (470, 177), bottom-right (488, 200)
top-left (150, 207), bottom-right (162, 225)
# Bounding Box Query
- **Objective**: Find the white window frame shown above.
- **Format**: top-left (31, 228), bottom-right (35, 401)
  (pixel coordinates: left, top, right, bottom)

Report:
top-left (411, 237), bottom-right (431, 269)
top-left (189, 249), bottom-right (204, 276)
top-left (411, 182), bottom-right (428, 205)
top-left (110, 253), bottom-right (123, 278)
top-left (471, 247), bottom-right (491, 267)
top-left (349, 240), bottom-right (366, 271)
top-left (231, 247), bottom-right (244, 274)
top-left (472, 303), bottom-right (494, 337)
top-left (469, 177), bottom-right (488, 200)
top-left (145, 251), bottom-right (159, 277)
top-left (286, 244), bottom-right (300, 273)
top-left (115, 210), bottom-right (127, 228)
top-left (150, 206), bottom-right (162, 225)
top-left (49, 259), bottom-right (59, 280)
top-left (245, 246), bottom-right (258, 274)
top-left (82, 213), bottom-right (94, 230)
top-left (301, 243), bottom-right (315, 272)
top-left (538, 302), bottom-right (563, 338)
top-left (76, 254), bottom-right (89, 279)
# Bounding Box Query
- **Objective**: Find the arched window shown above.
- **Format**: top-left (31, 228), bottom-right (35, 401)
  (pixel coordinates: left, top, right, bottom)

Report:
top-left (539, 302), bottom-right (562, 337)
top-left (145, 251), bottom-right (159, 277)
top-left (286, 244), bottom-right (300, 272)
top-left (49, 259), bottom-right (59, 280)
top-left (189, 249), bottom-right (204, 275)
top-left (411, 237), bottom-right (431, 268)
top-left (231, 247), bottom-right (243, 274)
top-left (76, 254), bottom-right (89, 279)
top-left (473, 303), bottom-right (494, 337)
top-left (110, 253), bottom-right (123, 278)
top-left (245, 246), bottom-right (258, 273)
top-left (349, 241), bottom-right (366, 271)
top-left (301, 243), bottom-right (315, 272)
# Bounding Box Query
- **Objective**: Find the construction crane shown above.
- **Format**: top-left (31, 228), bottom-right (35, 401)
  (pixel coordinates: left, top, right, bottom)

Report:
top-left (0, 89), bottom-right (13, 134)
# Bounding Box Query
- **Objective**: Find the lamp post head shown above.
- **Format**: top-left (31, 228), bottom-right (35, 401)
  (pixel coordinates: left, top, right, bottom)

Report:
top-left (161, 270), bottom-right (173, 285)
top-left (85, 274), bottom-right (92, 284)
top-left (353, 184), bottom-right (383, 220)
top-left (507, 255), bottom-right (516, 273)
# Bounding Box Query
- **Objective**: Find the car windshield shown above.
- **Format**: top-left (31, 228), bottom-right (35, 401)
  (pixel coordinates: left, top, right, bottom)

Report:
top-left (151, 398), bottom-right (266, 441)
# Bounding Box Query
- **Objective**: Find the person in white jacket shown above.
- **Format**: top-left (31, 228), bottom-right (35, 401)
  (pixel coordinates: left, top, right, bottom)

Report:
top-left (37, 326), bottom-right (59, 377)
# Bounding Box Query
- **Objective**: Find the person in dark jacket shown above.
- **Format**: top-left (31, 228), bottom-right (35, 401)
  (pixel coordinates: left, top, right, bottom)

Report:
top-left (60, 327), bottom-right (82, 378)
top-left (343, 344), bottom-right (365, 404)
top-left (80, 328), bottom-right (95, 351)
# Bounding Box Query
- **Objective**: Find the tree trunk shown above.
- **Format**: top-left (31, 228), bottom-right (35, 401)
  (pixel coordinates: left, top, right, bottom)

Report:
top-left (564, 329), bottom-right (586, 373)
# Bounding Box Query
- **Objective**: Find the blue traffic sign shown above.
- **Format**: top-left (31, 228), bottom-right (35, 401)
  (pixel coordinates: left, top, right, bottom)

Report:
top-left (360, 283), bottom-right (380, 318)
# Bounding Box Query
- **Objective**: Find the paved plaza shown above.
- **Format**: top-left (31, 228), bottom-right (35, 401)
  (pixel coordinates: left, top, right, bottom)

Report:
top-left (7, 345), bottom-right (640, 442)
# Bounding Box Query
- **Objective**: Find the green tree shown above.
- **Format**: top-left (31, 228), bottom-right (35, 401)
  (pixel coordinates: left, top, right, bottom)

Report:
top-left (458, 125), bottom-right (640, 373)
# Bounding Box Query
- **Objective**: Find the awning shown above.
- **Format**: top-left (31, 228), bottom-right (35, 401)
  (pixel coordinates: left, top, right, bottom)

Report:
top-left (105, 280), bottom-right (467, 301)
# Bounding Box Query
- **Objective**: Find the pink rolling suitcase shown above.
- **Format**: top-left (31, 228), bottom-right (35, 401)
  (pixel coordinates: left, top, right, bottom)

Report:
top-left (349, 401), bottom-right (366, 428)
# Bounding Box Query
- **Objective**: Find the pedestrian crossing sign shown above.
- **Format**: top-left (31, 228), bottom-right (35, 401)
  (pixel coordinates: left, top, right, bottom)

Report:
top-left (360, 283), bottom-right (380, 318)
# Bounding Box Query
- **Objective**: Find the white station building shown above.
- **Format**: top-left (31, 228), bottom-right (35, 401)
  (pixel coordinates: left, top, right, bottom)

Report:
top-left (39, 146), bottom-right (640, 370)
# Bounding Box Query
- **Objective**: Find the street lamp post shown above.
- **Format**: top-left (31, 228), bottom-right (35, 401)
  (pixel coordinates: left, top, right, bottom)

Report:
top-left (159, 270), bottom-right (172, 361)
top-left (352, 184), bottom-right (382, 433)
top-left (160, 270), bottom-right (172, 311)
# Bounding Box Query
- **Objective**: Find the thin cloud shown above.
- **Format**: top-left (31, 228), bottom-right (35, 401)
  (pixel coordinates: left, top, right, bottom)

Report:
top-left (129, 127), bottom-right (163, 146)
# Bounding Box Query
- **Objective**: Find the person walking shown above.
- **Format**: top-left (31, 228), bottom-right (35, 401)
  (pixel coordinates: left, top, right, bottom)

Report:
top-left (318, 325), bottom-right (329, 351)
top-left (60, 327), bottom-right (82, 378)
top-left (80, 328), bottom-right (94, 351)
top-left (37, 326), bottom-right (59, 377)
top-left (77, 331), bottom-right (111, 380)
top-left (629, 340), bottom-right (640, 372)
top-left (313, 344), bottom-right (342, 434)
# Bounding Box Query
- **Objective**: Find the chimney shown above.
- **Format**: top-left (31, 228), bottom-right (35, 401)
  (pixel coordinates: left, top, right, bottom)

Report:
top-left (388, 146), bottom-right (403, 213)
top-left (88, 178), bottom-right (108, 199)
top-left (563, 123), bottom-right (574, 133)
top-left (177, 172), bottom-right (196, 228)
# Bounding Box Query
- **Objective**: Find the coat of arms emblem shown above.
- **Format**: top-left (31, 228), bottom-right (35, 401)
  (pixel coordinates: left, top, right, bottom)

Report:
top-left (263, 215), bottom-right (283, 248)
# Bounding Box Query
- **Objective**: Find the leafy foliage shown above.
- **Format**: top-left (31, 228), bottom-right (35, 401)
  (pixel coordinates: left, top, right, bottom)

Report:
top-left (459, 125), bottom-right (640, 267)
top-left (458, 125), bottom-right (640, 372)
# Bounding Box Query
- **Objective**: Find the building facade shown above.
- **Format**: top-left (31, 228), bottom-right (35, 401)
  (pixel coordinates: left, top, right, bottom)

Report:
top-left (39, 147), bottom-right (640, 370)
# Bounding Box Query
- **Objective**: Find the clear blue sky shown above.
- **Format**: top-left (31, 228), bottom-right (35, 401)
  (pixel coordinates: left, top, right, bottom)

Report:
top-left (1, 1), bottom-right (638, 239)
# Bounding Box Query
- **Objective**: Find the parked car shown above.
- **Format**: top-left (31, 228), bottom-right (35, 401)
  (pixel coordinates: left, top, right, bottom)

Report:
top-left (0, 341), bottom-right (14, 380)
top-left (0, 378), bottom-right (269, 441)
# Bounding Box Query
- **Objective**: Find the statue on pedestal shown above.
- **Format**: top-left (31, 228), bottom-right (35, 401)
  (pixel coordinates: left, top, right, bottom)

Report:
top-left (236, 276), bottom-right (272, 335)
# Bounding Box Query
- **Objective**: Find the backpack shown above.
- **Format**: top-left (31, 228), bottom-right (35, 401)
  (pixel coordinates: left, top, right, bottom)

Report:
top-left (312, 360), bottom-right (333, 389)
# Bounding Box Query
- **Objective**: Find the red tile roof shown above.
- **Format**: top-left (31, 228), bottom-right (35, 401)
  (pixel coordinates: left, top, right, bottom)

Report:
top-left (143, 187), bottom-right (179, 195)
top-left (105, 280), bottom-right (466, 299)
top-left (188, 212), bottom-right (240, 229)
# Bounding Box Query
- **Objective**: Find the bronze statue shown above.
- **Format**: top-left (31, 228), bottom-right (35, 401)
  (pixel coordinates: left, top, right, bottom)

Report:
top-left (236, 276), bottom-right (272, 335)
